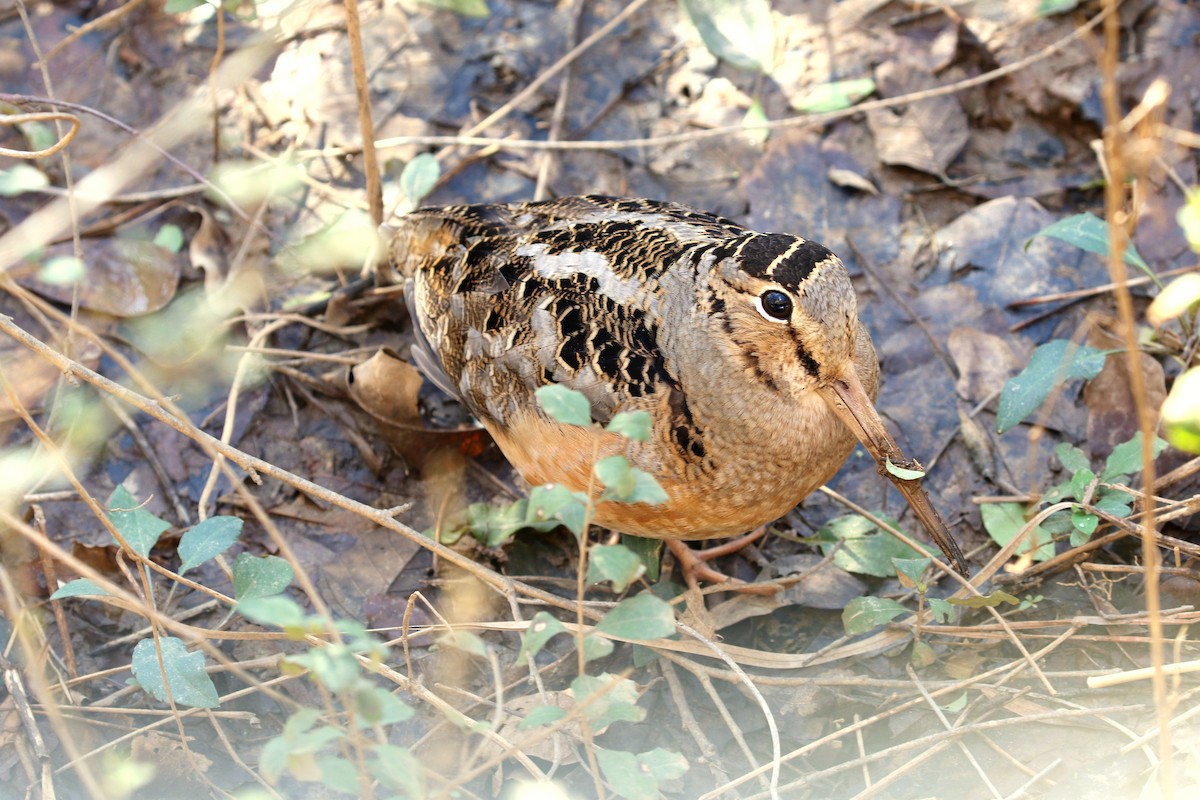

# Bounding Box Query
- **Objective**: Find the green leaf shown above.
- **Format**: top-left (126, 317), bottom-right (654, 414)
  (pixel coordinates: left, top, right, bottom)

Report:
top-left (620, 534), bottom-right (662, 583)
top-left (554, 496), bottom-right (590, 539)
top-left (885, 458), bottom-right (926, 481)
top-left (527, 484), bottom-right (589, 527)
top-left (39, 255), bottom-right (84, 286)
top-left (1163, 367), bottom-right (1200, 454)
top-left (595, 749), bottom-right (653, 800)
top-left (588, 544), bottom-right (645, 592)
top-left (980, 503), bottom-right (1054, 561)
top-left (50, 578), bottom-right (110, 599)
top-left (571, 673), bottom-right (645, 730)
top-left (1040, 481), bottom-right (1073, 505)
top-left (680, 0), bottom-right (775, 73)
top-left (631, 643), bottom-right (659, 668)
top-left (1070, 506), bottom-right (1099, 545)
top-left (1055, 442), bottom-right (1091, 475)
top-left (316, 755), bottom-right (358, 795)
top-left (1032, 212), bottom-right (1150, 273)
top-left (178, 516), bottom-right (243, 575)
top-left (596, 455), bottom-right (636, 499)
top-left (790, 78), bottom-right (876, 113)
top-left (517, 611), bottom-right (567, 665)
top-left (892, 557), bottom-right (931, 591)
top-left (519, 705), bottom-right (567, 730)
top-left (287, 644), bottom-right (361, 692)
top-left (927, 597), bottom-right (955, 623)
top-left (941, 693), bottom-right (969, 712)
top-left (535, 385), bottom-right (592, 426)
top-left (948, 590), bottom-right (1020, 608)
top-left (398, 153), bottom-right (440, 212)
top-left (842, 596), bottom-right (908, 636)
top-left (0, 164), bottom-right (48, 197)
top-left (305, 755), bottom-right (355, 795)
top-left (354, 685), bottom-right (414, 727)
top-left (996, 340), bottom-right (1107, 433)
top-left (107, 485), bottom-right (171, 558)
top-left (742, 98), bottom-right (769, 146)
top-left (236, 595), bottom-right (307, 631)
top-left (261, 712), bottom-right (345, 784)
top-left (597, 747), bottom-right (689, 800)
top-left (627, 469), bottom-right (669, 506)
top-left (816, 514), bottom-right (931, 577)
top-left (581, 634), bottom-right (615, 663)
top-left (466, 486), bottom-right (590, 546)
top-left (438, 630), bottom-right (489, 658)
top-left (369, 744), bottom-right (424, 796)
top-left (1041, 510), bottom-right (1073, 535)
top-left (18, 121), bottom-right (55, 156)
top-left (153, 224), bottom-right (185, 253)
top-left (1069, 466), bottom-right (1096, 502)
top-left (164, 0), bottom-right (207, 12)
top-left (1101, 432), bottom-right (1169, 483)
top-left (596, 594), bottom-right (676, 641)
top-left (258, 735), bottom-right (290, 780)
top-left (597, 458), bottom-right (668, 506)
top-left (369, 743), bottom-right (427, 796)
top-left (636, 747), bottom-right (690, 781)
top-left (211, 159), bottom-right (306, 209)
top-left (606, 411), bottom-right (653, 442)
top-left (131, 636), bottom-right (219, 708)
top-left (1037, 0), bottom-right (1079, 15)
top-left (232, 553), bottom-right (294, 600)
top-left (1093, 490), bottom-right (1133, 519)
top-left (416, 0), bottom-right (489, 17)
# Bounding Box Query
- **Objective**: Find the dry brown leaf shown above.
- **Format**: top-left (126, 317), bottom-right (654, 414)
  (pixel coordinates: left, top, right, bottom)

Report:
top-left (15, 237), bottom-right (182, 317)
top-left (183, 204), bottom-right (229, 291)
top-left (0, 336), bottom-right (98, 420)
top-left (317, 527), bottom-right (423, 617)
top-left (958, 408), bottom-right (997, 482)
top-left (343, 349), bottom-right (490, 471)
top-left (867, 63), bottom-right (969, 178)
top-left (707, 555), bottom-right (866, 631)
top-left (1083, 322), bottom-right (1167, 460)
top-left (479, 692), bottom-right (581, 765)
top-left (947, 328), bottom-right (1023, 405)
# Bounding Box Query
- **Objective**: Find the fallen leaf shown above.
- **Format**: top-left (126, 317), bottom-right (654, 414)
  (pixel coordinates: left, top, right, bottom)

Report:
top-left (343, 349), bottom-right (490, 471)
top-left (707, 554), bottom-right (866, 631)
top-left (1083, 323), bottom-right (1167, 461)
top-left (478, 692), bottom-right (580, 764)
top-left (867, 64), bottom-right (968, 177)
top-left (947, 328), bottom-right (1025, 405)
top-left (935, 197), bottom-right (1104, 339)
top-left (15, 236), bottom-right (182, 317)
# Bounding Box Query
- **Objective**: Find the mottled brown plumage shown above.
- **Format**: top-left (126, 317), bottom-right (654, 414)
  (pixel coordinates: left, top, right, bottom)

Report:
top-left (385, 195), bottom-right (967, 580)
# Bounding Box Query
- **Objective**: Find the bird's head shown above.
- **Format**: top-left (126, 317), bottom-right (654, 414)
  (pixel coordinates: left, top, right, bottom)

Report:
top-left (705, 232), bottom-right (969, 576)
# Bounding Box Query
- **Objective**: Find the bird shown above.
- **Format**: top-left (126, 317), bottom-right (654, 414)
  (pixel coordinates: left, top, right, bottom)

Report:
top-left (382, 195), bottom-right (968, 588)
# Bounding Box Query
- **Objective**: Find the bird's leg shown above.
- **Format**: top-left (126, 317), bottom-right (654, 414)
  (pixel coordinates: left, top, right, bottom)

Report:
top-left (666, 527), bottom-right (780, 595)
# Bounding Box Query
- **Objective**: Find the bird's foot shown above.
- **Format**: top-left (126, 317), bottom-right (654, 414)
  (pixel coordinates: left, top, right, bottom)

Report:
top-left (666, 528), bottom-right (780, 595)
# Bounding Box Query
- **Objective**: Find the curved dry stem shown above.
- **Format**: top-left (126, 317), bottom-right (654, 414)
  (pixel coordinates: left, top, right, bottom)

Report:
top-left (0, 111), bottom-right (80, 159)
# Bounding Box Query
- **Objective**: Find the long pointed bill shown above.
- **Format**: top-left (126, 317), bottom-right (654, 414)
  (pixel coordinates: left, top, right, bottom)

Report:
top-left (818, 371), bottom-right (969, 577)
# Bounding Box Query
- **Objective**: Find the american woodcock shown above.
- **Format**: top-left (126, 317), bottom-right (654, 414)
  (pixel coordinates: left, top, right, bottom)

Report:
top-left (385, 195), bottom-right (968, 585)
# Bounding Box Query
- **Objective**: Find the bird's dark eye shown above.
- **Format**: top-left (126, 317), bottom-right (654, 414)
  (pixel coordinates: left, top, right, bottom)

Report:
top-left (759, 290), bottom-right (792, 320)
